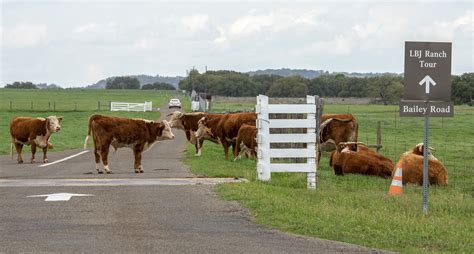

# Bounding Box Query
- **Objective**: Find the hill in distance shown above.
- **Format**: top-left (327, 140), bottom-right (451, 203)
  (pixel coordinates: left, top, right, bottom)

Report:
top-left (247, 68), bottom-right (400, 78)
top-left (87, 74), bottom-right (184, 89)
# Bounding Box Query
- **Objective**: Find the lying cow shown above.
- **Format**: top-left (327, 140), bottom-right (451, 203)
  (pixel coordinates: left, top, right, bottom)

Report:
top-left (83, 114), bottom-right (174, 174)
top-left (233, 124), bottom-right (257, 160)
top-left (167, 111), bottom-right (223, 156)
top-left (329, 142), bottom-right (393, 178)
top-left (195, 112), bottom-right (256, 160)
top-left (10, 116), bottom-right (62, 164)
top-left (396, 143), bottom-right (448, 186)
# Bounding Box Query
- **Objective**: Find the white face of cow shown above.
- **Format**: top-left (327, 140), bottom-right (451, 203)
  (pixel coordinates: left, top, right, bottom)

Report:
top-left (46, 116), bottom-right (62, 133)
top-left (158, 120), bottom-right (175, 140)
top-left (168, 111), bottom-right (185, 129)
top-left (195, 117), bottom-right (212, 140)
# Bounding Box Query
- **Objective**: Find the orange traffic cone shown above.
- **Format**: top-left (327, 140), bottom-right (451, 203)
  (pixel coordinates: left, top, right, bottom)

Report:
top-left (389, 162), bottom-right (403, 196)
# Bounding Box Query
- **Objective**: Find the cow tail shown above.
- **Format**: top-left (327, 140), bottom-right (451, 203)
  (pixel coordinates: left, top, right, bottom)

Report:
top-left (84, 114), bottom-right (95, 150)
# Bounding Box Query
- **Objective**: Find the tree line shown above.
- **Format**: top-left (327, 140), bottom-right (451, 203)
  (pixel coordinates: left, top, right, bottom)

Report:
top-left (179, 70), bottom-right (473, 105)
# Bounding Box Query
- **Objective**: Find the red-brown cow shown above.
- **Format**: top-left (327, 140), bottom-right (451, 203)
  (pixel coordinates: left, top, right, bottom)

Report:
top-left (167, 111), bottom-right (223, 156)
top-left (195, 112), bottom-right (256, 160)
top-left (233, 124), bottom-right (257, 160)
top-left (396, 143), bottom-right (448, 186)
top-left (329, 142), bottom-right (394, 178)
top-left (10, 116), bottom-right (62, 164)
top-left (317, 113), bottom-right (359, 171)
top-left (83, 114), bottom-right (174, 174)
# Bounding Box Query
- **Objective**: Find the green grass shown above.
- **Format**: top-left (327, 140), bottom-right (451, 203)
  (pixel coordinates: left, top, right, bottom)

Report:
top-left (0, 89), bottom-right (179, 154)
top-left (184, 102), bottom-right (474, 253)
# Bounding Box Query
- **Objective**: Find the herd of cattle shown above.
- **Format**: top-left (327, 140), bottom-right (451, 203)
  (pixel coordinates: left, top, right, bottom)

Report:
top-left (8, 111), bottom-right (448, 186)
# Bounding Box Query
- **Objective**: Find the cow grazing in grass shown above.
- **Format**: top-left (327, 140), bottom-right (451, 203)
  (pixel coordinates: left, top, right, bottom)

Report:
top-left (396, 143), bottom-right (448, 186)
top-left (329, 142), bottom-right (394, 178)
top-left (83, 114), bottom-right (174, 174)
top-left (167, 111), bottom-right (223, 156)
top-left (10, 116), bottom-right (62, 164)
top-left (233, 124), bottom-right (257, 160)
top-left (195, 112), bottom-right (257, 160)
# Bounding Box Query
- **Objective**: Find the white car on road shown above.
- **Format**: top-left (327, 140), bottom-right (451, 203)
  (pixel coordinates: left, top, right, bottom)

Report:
top-left (168, 98), bottom-right (182, 109)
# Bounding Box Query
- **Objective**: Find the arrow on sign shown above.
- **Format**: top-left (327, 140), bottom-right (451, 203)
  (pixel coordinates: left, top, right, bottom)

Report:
top-left (419, 75), bottom-right (436, 94)
top-left (28, 193), bottom-right (94, 201)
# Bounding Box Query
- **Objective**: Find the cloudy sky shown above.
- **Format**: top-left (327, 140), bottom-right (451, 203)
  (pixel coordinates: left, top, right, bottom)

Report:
top-left (1, 0), bottom-right (472, 87)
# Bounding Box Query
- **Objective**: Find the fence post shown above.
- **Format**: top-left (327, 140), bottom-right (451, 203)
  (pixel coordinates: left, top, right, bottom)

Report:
top-left (74, 103), bottom-right (77, 111)
top-left (109, 101), bottom-right (111, 111)
top-left (49, 102), bottom-right (51, 110)
top-left (31, 101), bottom-right (33, 111)
top-left (10, 101), bottom-right (12, 110)
top-left (256, 95), bottom-right (271, 181)
top-left (307, 95), bottom-right (316, 189)
top-left (53, 101), bottom-right (56, 111)
top-left (376, 121), bottom-right (382, 152)
top-left (98, 101), bottom-right (100, 111)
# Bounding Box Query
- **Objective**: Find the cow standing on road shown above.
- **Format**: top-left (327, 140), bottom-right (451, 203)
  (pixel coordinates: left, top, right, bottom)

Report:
top-left (195, 112), bottom-right (256, 160)
top-left (10, 116), bottom-right (63, 164)
top-left (83, 114), bottom-right (175, 174)
top-left (167, 111), bottom-right (223, 156)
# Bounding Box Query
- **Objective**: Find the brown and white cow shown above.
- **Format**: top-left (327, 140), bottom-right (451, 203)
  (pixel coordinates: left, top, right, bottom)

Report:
top-left (10, 116), bottom-right (62, 164)
top-left (195, 112), bottom-right (257, 160)
top-left (167, 111), bottom-right (223, 156)
top-left (83, 114), bottom-right (174, 174)
top-left (396, 143), bottom-right (448, 186)
top-left (329, 142), bottom-right (394, 178)
top-left (233, 124), bottom-right (257, 160)
top-left (317, 113), bottom-right (359, 170)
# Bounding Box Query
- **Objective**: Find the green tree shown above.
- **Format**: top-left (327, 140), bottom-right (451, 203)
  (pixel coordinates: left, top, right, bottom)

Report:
top-left (452, 73), bottom-right (473, 105)
top-left (251, 74), bottom-right (283, 95)
top-left (106, 76), bottom-right (140, 89)
top-left (367, 76), bottom-right (403, 105)
top-left (5, 81), bottom-right (38, 89)
top-left (142, 82), bottom-right (175, 90)
top-left (267, 76), bottom-right (309, 97)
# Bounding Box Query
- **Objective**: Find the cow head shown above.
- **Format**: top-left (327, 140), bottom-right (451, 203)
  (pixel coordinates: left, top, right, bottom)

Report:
top-left (167, 111), bottom-right (185, 129)
top-left (411, 143), bottom-right (435, 156)
top-left (46, 116), bottom-right (62, 133)
top-left (338, 142), bottom-right (365, 153)
top-left (195, 116), bottom-right (215, 141)
top-left (157, 120), bottom-right (175, 140)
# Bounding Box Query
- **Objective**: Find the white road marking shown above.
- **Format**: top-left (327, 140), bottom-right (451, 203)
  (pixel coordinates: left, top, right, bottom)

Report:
top-left (27, 193), bottom-right (94, 201)
top-left (38, 150), bottom-right (89, 168)
top-left (0, 178), bottom-right (247, 187)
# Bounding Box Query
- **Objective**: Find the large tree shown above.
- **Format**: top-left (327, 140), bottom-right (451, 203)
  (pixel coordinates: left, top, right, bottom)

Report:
top-left (267, 76), bottom-right (309, 97)
top-left (106, 76), bottom-right (140, 89)
top-left (5, 81), bottom-right (37, 89)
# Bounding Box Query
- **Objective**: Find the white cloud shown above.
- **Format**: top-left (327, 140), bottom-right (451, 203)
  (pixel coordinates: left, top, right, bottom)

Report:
top-left (416, 11), bottom-right (473, 40)
top-left (2, 21), bottom-right (47, 48)
top-left (214, 8), bottom-right (322, 44)
top-left (180, 14), bottom-right (209, 33)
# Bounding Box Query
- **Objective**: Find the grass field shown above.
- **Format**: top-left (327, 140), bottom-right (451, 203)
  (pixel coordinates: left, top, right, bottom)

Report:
top-left (0, 89), bottom-right (178, 154)
top-left (184, 102), bottom-right (474, 253)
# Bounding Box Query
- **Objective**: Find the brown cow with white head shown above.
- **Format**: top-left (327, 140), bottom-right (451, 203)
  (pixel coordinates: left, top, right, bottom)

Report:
top-left (396, 143), bottom-right (448, 186)
top-left (329, 142), bottom-right (394, 178)
top-left (167, 111), bottom-right (223, 156)
top-left (10, 116), bottom-right (63, 163)
top-left (83, 114), bottom-right (174, 174)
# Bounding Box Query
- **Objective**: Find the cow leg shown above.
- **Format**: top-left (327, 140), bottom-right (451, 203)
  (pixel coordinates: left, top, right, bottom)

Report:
top-left (195, 139), bottom-right (203, 156)
top-left (14, 143), bottom-right (24, 164)
top-left (99, 146), bottom-right (111, 174)
top-left (233, 141), bottom-right (241, 161)
top-left (30, 143), bottom-right (37, 164)
top-left (93, 145), bottom-right (103, 174)
top-left (133, 148), bottom-right (143, 173)
top-left (42, 147), bottom-right (48, 163)
top-left (221, 139), bottom-right (230, 160)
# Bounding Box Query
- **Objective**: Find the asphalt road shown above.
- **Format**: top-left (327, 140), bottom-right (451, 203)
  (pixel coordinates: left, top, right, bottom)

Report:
top-left (0, 104), bottom-right (388, 253)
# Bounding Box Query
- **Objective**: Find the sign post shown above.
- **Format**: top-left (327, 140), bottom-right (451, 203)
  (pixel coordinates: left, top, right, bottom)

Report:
top-left (400, 41), bottom-right (453, 214)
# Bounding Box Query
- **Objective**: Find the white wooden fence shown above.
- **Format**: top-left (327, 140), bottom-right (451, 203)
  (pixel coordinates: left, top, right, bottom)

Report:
top-left (256, 95), bottom-right (323, 189)
top-left (110, 101), bottom-right (152, 112)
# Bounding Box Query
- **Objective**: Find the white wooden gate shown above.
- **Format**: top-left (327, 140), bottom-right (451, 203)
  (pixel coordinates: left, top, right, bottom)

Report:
top-left (256, 95), bottom-right (323, 189)
top-left (110, 101), bottom-right (152, 112)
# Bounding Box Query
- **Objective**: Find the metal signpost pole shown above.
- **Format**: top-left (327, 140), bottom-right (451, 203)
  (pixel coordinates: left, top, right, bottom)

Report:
top-left (423, 102), bottom-right (429, 214)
